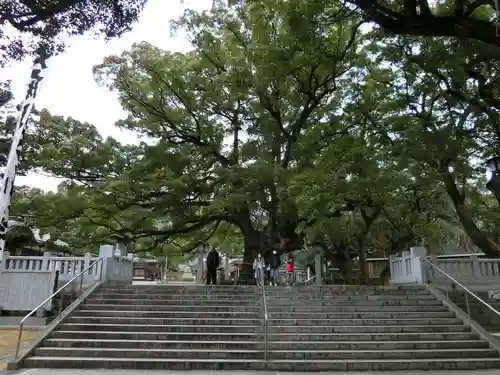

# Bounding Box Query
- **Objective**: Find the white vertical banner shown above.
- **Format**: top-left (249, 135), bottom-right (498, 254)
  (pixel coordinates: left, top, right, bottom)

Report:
top-left (0, 50), bottom-right (48, 263)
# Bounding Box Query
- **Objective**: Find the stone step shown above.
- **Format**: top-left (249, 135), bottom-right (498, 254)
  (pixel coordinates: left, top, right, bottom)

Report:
top-left (78, 303), bottom-right (448, 312)
top-left (91, 293), bottom-right (261, 300)
top-left (50, 330), bottom-right (479, 341)
top-left (265, 290), bottom-right (432, 296)
top-left (84, 298), bottom-right (441, 306)
top-left (267, 325), bottom-right (470, 333)
top-left (33, 347), bottom-right (499, 360)
top-left (41, 338), bottom-right (490, 351)
top-left (74, 309), bottom-right (454, 319)
top-left (73, 311), bottom-right (260, 319)
top-left (97, 288), bottom-right (260, 294)
top-left (57, 323), bottom-right (262, 333)
top-left (268, 295), bottom-right (438, 301)
top-left (268, 299), bottom-right (443, 306)
top-left (266, 348), bottom-right (499, 360)
top-left (266, 358), bottom-right (500, 371)
top-left (67, 316), bottom-right (463, 326)
top-left (266, 312), bottom-right (456, 319)
top-left (21, 356), bottom-right (500, 371)
top-left (79, 304), bottom-right (262, 312)
top-left (34, 347), bottom-right (265, 360)
top-left (67, 317), bottom-right (261, 325)
top-left (99, 284), bottom-right (428, 294)
top-left (91, 293), bottom-right (436, 301)
top-left (98, 287), bottom-right (429, 296)
top-left (267, 318), bottom-right (464, 326)
top-left (51, 331), bottom-right (262, 341)
top-left (84, 298), bottom-right (259, 306)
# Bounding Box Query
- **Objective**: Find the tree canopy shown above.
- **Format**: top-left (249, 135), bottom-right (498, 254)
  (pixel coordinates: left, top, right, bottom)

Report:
top-left (6, 0), bottom-right (500, 281)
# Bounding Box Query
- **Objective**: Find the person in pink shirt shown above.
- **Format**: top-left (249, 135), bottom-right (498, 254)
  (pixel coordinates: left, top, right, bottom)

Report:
top-left (286, 252), bottom-right (294, 286)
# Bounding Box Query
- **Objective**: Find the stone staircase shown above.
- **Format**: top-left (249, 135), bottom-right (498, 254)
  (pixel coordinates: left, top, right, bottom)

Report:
top-left (16, 283), bottom-right (500, 371)
top-left (263, 285), bottom-right (500, 371)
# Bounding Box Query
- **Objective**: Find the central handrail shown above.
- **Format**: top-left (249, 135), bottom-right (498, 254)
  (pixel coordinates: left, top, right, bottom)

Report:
top-left (423, 257), bottom-right (500, 319)
top-left (14, 256), bottom-right (105, 359)
top-left (260, 278), bottom-right (268, 366)
top-left (303, 275), bottom-right (316, 285)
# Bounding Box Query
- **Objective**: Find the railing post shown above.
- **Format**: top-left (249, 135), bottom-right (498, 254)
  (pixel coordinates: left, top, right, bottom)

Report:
top-left (41, 252), bottom-right (51, 271)
top-left (470, 254), bottom-right (481, 279)
top-left (314, 252), bottom-right (323, 286)
top-left (0, 251), bottom-right (9, 272)
top-left (410, 246), bottom-right (427, 284)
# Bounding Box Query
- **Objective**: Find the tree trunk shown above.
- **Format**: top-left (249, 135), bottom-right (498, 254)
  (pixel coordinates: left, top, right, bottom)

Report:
top-left (486, 174), bottom-right (500, 206)
top-left (442, 170), bottom-right (500, 257)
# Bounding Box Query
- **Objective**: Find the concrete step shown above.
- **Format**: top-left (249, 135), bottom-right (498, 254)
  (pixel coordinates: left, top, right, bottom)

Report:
top-left (67, 317), bottom-right (261, 325)
top-left (265, 348), bottom-right (500, 360)
top-left (79, 304), bottom-right (262, 312)
top-left (92, 293), bottom-right (262, 301)
top-left (97, 289), bottom-right (260, 295)
top-left (266, 318), bottom-right (464, 326)
top-left (268, 294), bottom-right (438, 301)
top-left (78, 303), bottom-right (447, 312)
top-left (41, 338), bottom-right (490, 351)
top-left (265, 290), bottom-right (432, 296)
top-left (57, 323), bottom-right (262, 333)
top-left (22, 356), bottom-right (264, 370)
top-left (33, 347), bottom-right (498, 360)
top-left (51, 331), bottom-right (262, 341)
top-left (74, 309), bottom-right (454, 319)
top-left (265, 312), bottom-right (456, 319)
top-left (84, 298), bottom-right (259, 306)
top-left (66, 316), bottom-right (462, 326)
top-left (265, 358), bottom-right (500, 371)
top-left (100, 285), bottom-right (425, 292)
top-left (50, 330), bottom-right (479, 341)
top-left (267, 325), bottom-right (470, 333)
top-left (97, 288), bottom-right (429, 296)
top-left (34, 347), bottom-right (265, 360)
top-left (21, 356), bottom-right (500, 370)
top-left (73, 311), bottom-right (260, 319)
top-left (84, 297), bottom-right (443, 306)
top-left (267, 299), bottom-right (443, 306)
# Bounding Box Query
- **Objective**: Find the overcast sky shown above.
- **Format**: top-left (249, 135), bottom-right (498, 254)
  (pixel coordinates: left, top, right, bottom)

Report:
top-left (0, 0), bottom-right (212, 192)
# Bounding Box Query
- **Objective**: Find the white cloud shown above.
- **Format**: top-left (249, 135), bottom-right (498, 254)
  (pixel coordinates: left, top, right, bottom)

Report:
top-left (1, 0), bottom-right (213, 192)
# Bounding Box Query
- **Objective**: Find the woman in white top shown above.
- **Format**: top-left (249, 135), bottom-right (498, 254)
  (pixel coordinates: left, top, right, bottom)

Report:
top-left (253, 253), bottom-right (265, 286)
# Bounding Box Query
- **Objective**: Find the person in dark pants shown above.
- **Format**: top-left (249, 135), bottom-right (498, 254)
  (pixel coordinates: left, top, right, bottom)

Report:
top-left (269, 250), bottom-right (281, 286)
top-left (206, 247), bottom-right (220, 285)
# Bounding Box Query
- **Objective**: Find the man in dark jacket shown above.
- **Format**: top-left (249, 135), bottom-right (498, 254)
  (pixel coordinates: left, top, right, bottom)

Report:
top-left (206, 247), bottom-right (220, 285)
top-left (269, 250), bottom-right (281, 286)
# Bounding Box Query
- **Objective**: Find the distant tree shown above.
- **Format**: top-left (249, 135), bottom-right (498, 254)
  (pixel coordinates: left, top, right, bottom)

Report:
top-left (0, 0), bottom-right (147, 108)
top-left (0, 0), bottom-right (147, 64)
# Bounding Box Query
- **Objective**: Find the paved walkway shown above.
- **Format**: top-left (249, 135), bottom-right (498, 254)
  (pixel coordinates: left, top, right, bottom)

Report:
top-left (3, 370), bottom-right (500, 375)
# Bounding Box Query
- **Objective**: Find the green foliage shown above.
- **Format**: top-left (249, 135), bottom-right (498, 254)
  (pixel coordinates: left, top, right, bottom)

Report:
top-left (10, 1), bottom-right (500, 263)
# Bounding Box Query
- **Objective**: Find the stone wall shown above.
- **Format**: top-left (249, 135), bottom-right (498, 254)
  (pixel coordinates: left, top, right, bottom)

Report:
top-left (448, 290), bottom-right (500, 333)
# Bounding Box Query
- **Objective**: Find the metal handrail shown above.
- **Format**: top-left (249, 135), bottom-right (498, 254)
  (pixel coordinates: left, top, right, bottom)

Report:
top-left (259, 278), bottom-right (268, 367)
top-left (423, 257), bottom-right (500, 320)
top-left (14, 256), bottom-right (105, 359)
top-left (303, 275), bottom-right (316, 285)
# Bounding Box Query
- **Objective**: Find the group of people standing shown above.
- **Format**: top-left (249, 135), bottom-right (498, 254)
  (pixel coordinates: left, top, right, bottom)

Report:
top-left (203, 246), bottom-right (295, 286)
top-left (253, 250), bottom-right (294, 286)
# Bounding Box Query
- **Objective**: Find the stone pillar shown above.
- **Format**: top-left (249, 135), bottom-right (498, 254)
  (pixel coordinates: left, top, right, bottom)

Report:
top-left (115, 242), bottom-right (127, 257)
top-left (196, 251), bottom-right (205, 284)
top-left (410, 246), bottom-right (427, 284)
top-left (99, 244), bottom-right (115, 258)
top-left (223, 253), bottom-right (229, 280)
top-left (0, 250), bottom-right (9, 272)
top-left (41, 252), bottom-right (51, 271)
top-left (314, 252), bottom-right (323, 286)
top-left (470, 254), bottom-right (481, 278)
